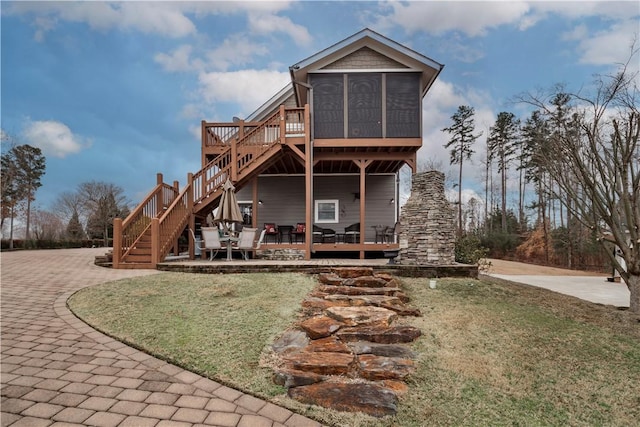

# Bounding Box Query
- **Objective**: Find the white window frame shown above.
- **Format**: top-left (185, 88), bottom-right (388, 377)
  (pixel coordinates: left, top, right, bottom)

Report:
top-left (315, 199), bottom-right (339, 224)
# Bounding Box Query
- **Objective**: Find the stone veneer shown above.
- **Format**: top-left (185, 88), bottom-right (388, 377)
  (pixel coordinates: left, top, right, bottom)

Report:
top-left (399, 171), bottom-right (455, 265)
top-left (256, 248), bottom-right (305, 260)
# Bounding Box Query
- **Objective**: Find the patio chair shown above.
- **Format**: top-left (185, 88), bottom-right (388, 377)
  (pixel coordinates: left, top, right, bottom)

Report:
top-left (384, 222), bottom-right (400, 243)
top-left (255, 228), bottom-right (267, 250)
top-left (199, 227), bottom-right (225, 261)
top-left (313, 225), bottom-right (336, 243)
top-left (343, 222), bottom-right (360, 243)
top-left (263, 223), bottom-right (278, 243)
top-left (292, 223), bottom-right (306, 243)
top-left (235, 227), bottom-right (258, 260)
top-left (373, 225), bottom-right (386, 243)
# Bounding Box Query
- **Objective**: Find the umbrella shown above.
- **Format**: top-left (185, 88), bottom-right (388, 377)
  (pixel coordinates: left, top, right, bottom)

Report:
top-left (213, 178), bottom-right (243, 232)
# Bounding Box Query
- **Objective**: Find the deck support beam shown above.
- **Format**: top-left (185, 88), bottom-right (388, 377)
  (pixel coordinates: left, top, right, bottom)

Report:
top-left (353, 159), bottom-right (372, 260)
top-left (304, 105), bottom-right (313, 260)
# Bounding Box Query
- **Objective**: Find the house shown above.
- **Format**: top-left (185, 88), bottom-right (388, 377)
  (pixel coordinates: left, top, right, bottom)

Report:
top-left (112, 28), bottom-right (444, 268)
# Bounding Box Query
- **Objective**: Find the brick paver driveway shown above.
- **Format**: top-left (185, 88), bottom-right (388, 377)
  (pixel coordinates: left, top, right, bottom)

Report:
top-left (1, 248), bottom-right (320, 427)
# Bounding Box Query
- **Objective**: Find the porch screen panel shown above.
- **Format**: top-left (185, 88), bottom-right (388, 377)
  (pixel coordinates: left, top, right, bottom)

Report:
top-left (311, 74), bottom-right (344, 138)
top-left (386, 73), bottom-right (420, 137)
top-left (348, 73), bottom-right (382, 138)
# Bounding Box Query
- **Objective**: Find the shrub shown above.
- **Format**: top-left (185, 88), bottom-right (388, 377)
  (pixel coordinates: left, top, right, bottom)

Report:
top-left (455, 233), bottom-right (489, 264)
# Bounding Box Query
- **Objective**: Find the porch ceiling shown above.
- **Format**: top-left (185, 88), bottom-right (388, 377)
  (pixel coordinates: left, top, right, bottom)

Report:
top-left (261, 145), bottom-right (415, 175)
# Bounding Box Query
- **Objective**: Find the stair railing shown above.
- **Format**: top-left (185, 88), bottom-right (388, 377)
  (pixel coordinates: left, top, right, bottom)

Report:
top-left (153, 178), bottom-right (193, 265)
top-left (112, 173), bottom-right (179, 268)
top-left (114, 106), bottom-right (308, 268)
top-left (196, 106), bottom-right (297, 205)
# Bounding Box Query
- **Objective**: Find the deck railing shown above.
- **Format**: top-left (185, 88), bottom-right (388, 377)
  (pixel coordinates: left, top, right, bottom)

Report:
top-left (196, 106), bottom-right (306, 205)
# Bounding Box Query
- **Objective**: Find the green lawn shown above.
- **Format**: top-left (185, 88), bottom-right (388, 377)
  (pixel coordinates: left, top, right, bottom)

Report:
top-left (69, 272), bottom-right (640, 427)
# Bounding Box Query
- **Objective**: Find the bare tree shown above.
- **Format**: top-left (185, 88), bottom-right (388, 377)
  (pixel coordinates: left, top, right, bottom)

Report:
top-left (31, 208), bottom-right (65, 241)
top-left (78, 181), bottom-right (130, 247)
top-left (518, 49), bottom-right (640, 312)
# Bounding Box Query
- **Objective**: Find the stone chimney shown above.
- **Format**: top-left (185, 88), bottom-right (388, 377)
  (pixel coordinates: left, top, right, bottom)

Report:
top-left (399, 171), bottom-right (455, 265)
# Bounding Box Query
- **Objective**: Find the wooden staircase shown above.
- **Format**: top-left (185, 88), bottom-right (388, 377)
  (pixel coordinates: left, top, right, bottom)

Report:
top-left (111, 105), bottom-right (309, 269)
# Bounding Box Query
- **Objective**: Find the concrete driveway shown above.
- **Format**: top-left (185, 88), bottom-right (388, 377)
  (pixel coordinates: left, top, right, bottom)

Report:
top-left (487, 274), bottom-right (630, 307)
top-left (1, 248), bottom-right (320, 427)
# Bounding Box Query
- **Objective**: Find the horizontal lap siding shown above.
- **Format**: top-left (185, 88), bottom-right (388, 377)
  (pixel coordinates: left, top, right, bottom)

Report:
top-left (237, 175), bottom-right (395, 241)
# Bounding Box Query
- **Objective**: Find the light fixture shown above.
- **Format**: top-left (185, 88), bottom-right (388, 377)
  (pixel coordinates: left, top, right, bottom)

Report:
top-left (390, 198), bottom-right (395, 204)
top-left (258, 200), bottom-right (263, 205)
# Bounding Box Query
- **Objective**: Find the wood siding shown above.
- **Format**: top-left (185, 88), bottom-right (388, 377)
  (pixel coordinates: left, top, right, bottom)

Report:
top-left (322, 47), bottom-right (409, 70)
top-left (236, 174), bottom-right (396, 241)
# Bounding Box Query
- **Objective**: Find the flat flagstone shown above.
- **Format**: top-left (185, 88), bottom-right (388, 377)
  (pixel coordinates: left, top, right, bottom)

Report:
top-left (283, 352), bottom-right (354, 375)
top-left (289, 382), bottom-right (398, 417)
top-left (325, 306), bottom-right (397, 327)
top-left (337, 325), bottom-right (422, 344)
top-left (299, 315), bottom-right (345, 339)
top-left (273, 368), bottom-right (325, 388)
top-left (357, 354), bottom-right (415, 380)
top-left (348, 341), bottom-right (417, 358)
top-left (305, 336), bottom-right (351, 353)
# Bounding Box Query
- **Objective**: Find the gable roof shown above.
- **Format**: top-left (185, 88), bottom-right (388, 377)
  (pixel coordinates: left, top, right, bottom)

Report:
top-left (247, 28), bottom-right (444, 121)
top-left (289, 28), bottom-right (444, 105)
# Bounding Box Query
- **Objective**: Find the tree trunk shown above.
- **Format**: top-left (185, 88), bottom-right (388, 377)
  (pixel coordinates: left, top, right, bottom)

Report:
top-left (9, 205), bottom-right (15, 250)
top-left (501, 164), bottom-right (507, 232)
top-left (628, 273), bottom-right (640, 314)
top-left (458, 151), bottom-right (463, 237)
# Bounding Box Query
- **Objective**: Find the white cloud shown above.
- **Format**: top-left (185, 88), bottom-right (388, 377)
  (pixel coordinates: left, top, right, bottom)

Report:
top-left (247, 12), bottom-right (312, 46)
top-left (530, 1), bottom-right (638, 21)
top-left (197, 70), bottom-right (290, 113)
top-left (571, 19), bottom-right (639, 66)
top-left (205, 34), bottom-right (270, 71)
top-left (155, 45), bottom-right (202, 72)
top-left (446, 188), bottom-right (484, 205)
top-left (22, 120), bottom-right (89, 158)
top-left (6, 1), bottom-right (310, 45)
top-left (6, 2), bottom-right (197, 39)
top-left (373, 1), bottom-right (532, 37)
top-left (562, 24), bottom-right (589, 42)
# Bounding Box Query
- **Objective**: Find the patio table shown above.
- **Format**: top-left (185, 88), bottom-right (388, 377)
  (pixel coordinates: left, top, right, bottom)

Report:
top-left (220, 235), bottom-right (239, 261)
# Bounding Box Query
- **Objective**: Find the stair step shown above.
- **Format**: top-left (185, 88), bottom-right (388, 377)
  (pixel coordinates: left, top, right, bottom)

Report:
top-left (116, 262), bottom-right (155, 270)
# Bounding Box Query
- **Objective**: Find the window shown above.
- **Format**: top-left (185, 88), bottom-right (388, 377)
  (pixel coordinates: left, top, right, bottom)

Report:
top-left (315, 199), bottom-right (339, 223)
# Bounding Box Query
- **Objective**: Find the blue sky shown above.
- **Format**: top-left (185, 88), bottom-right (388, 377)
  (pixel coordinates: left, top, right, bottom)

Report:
top-left (2, 1), bottom-right (639, 214)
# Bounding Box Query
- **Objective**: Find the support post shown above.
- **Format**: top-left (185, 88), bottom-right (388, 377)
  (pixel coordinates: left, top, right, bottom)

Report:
top-left (112, 218), bottom-right (122, 269)
top-left (151, 218), bottom-right (160, 266)
top-left (231, 129), bottom-right (238, 182)
top-left (279, 105), bottom-right (286, 144)
top-left (304, 104), bottom-right (313, 260)
top-left (252, 177), bottom-right (259, 228)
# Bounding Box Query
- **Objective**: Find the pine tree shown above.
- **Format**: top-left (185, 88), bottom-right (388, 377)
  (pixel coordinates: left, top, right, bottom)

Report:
top-left (487, 112), bottom-right (520, 232)
top-left (442, 105), bottom-right (482, 236)
top-left (66, 210), bottom-right (86, 240)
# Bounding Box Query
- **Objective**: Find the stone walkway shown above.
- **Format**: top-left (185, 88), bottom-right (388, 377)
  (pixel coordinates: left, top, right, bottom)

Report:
top-left (1, 248), bottom-right (321, 427)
